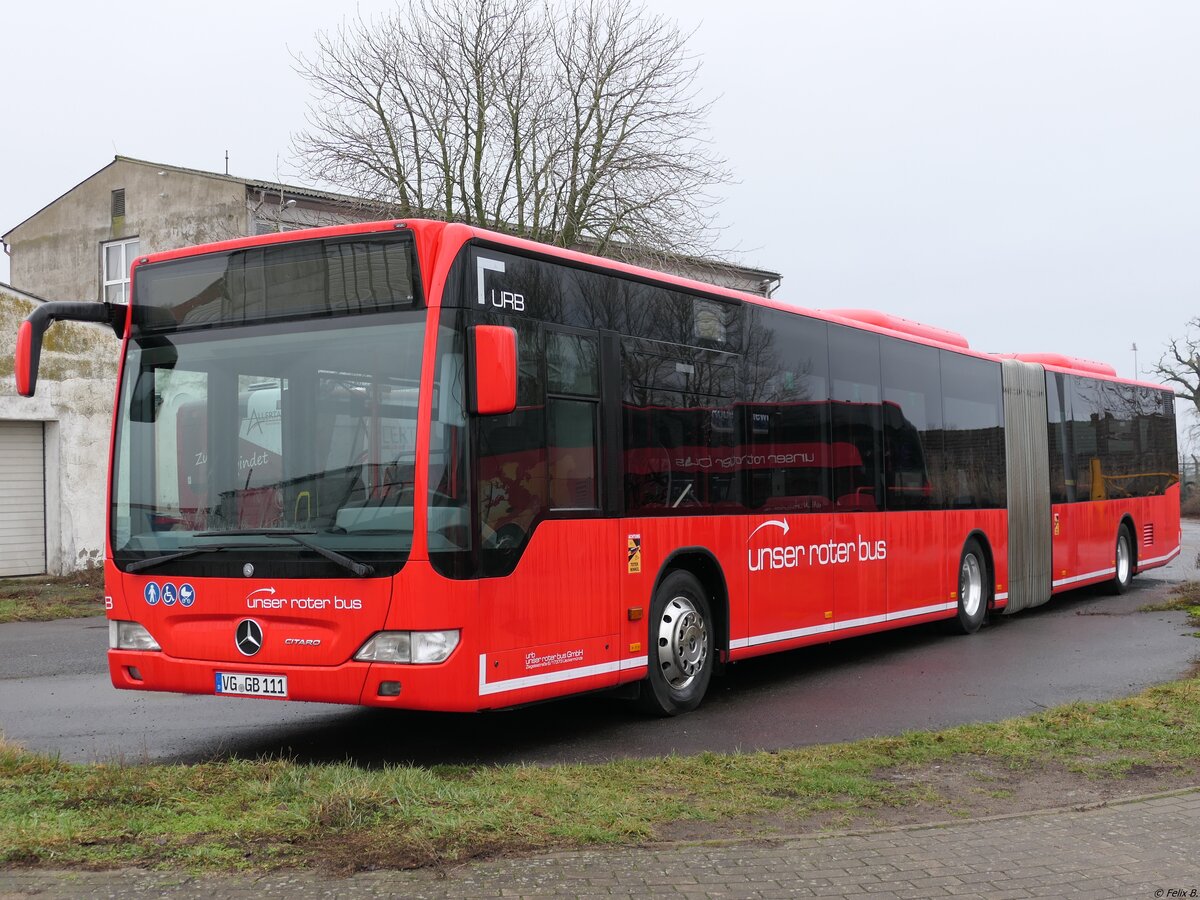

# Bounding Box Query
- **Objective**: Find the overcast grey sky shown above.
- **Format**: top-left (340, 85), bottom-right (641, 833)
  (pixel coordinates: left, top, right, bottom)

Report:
top-left (3, 1), bottom-right (1197, 427)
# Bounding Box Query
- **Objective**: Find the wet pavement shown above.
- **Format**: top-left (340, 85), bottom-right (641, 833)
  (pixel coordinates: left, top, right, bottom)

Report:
top-left (0, 522), bottom-right (1197, 767)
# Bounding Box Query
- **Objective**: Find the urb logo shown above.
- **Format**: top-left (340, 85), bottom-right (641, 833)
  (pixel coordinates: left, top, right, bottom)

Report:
top-left (476, 257), bottom-right (525, 312)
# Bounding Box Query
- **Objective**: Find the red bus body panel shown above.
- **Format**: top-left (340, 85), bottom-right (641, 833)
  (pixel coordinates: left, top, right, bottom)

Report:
top-left (1051, 486), bottom-right (1181, 593)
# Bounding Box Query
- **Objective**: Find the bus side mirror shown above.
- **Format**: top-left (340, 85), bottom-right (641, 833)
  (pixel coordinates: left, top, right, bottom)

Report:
top-left (14, 301), bottom-right (126, 397)
top-left (14, 320), bottom-right (37, 397)
top-left (469, 324), bottom-right (517, 416)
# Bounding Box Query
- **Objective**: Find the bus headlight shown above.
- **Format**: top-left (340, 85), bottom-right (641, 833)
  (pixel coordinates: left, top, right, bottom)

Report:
top-left (412, 630), bottom-right (459, 664)
top-left (109, 621), bottom-right (161, 651)
top-left (354, 630), bottom-right (459, 664)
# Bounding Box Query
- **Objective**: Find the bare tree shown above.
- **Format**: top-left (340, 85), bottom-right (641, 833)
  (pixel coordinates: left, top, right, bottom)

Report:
top-left (1151, 316), bottom-right (1200, 427)
top-left (293, 0), bottom-right (728, 257)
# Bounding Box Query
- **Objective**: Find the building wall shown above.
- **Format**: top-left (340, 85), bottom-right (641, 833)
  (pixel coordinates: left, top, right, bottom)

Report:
top-left (251, 195), bottom-right (367, 236)
top-left (7, 159), bottom-right (248, 301)
top-left (578, 244), bottom-right (779, 297)
top-left (659, 261), bottom-right (777, 297)
top-left (0, 290), bottom-right (119, 572)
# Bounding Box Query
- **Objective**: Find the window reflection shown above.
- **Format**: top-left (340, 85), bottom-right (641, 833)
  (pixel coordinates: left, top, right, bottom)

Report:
top-left (111, 313), bottom-right (427, 573)
top-left (432, 244), bottom-right (1182, 581)
top-left (1047, 371), bottom-right (1177, 503)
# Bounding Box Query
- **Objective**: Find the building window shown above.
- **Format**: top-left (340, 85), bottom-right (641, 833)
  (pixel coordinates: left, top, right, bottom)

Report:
top-left (102, 238), bottom-right (140, 302)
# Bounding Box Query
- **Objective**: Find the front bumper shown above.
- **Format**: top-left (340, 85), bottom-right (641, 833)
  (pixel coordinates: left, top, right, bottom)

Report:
top-left (107, 648), bottom-right (476, 710)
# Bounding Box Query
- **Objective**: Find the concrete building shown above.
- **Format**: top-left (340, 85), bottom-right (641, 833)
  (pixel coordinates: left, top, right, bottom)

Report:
top-left (0, 155), bottom-right (781, 574)
top-left (2, 156), bottom-right (367, 304)
top-left (0, 284), bottom-right (117, 575)
top-left (2, 155), bottom-right (781, 303)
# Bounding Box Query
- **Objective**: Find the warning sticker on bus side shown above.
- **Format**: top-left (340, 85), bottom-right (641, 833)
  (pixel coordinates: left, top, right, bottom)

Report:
top-left (627, 535), bottom-right (642, 574)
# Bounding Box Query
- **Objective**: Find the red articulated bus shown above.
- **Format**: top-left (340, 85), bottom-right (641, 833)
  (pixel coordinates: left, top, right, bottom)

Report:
top-left (13, 220), bottom-right (1180, 715)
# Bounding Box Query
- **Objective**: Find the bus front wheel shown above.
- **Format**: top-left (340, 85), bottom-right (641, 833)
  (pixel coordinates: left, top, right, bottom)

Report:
top-left (638, 570), bottom-right (714, 716)
top-left (952, 538), bottom-right (989, 635)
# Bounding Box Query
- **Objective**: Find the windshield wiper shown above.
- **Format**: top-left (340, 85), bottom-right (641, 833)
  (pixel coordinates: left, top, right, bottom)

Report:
top-left (195, 529), bottom-right (376, 577)
top-left (128, 531), bottom-right (375, 578)
top-left (126, 543), bottom-right (263, 574)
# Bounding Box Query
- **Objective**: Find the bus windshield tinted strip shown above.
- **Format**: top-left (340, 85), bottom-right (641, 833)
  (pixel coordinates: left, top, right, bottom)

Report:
top-left (131, 233), bottom-right (421, 333)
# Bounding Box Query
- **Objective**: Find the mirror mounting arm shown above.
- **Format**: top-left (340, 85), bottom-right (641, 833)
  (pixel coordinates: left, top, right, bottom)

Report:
top-left (15, 301), bottom-right (128, 397)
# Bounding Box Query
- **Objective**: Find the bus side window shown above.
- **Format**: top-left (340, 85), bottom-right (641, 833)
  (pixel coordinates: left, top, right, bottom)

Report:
top-left (829, 326), bottom-right (883, 512)
top-left (880, 336), bottom-right (943, 511)
top-left (548, 398), bottom-right (598, 509)
top-left (1045, 371), bottom-right (1074, 503)
top-left (742, 307), bottom-right (831, 513)
top-left (620, 336), bottom-right (738, 513)
top-left (940, 352), bottom-right (1006, 509)
top-left (1068, 375), bottom-right (1102, 503)
top-left (546, 330), bottom-right (600, 511)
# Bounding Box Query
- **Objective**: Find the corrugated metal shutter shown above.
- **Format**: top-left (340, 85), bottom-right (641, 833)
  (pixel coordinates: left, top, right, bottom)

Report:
top-left (0, 421), bottom-right (46, 577)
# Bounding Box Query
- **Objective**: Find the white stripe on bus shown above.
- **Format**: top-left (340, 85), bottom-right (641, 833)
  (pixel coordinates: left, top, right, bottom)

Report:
top-left (478, 601), bottom-right (959, 695)
top-left (1140, 546), bottom-right (1181, 567)
top-left (746, 601), bottom-right (958, 648)
top-left (1052, 567), bottom-right (1116, 588)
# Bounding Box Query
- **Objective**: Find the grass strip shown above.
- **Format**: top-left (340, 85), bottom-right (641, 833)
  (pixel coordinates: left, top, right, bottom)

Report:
top-left (0, 569), bottom-right (105, 623)
top-left (3, 674), bottom-right (1200, 873)
top-left (1141, 580), bottom-right (1200, 626)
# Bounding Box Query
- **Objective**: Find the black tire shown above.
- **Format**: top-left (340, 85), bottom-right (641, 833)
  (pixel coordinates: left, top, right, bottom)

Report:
top-left (1109, 524), bottom-right (1134, 595)
top-left (638, 570), bottom-right (714, 716)
top-left (951, 538), bottom-right (989, 635)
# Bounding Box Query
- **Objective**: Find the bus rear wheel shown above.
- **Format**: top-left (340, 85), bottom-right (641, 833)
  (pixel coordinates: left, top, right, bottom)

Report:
top-left (1109, 524), bottom-right (1134, 595)
top-left (951, 538), bottom-right (989, 635)
top-left (638, 570), bottom-right (714, 716)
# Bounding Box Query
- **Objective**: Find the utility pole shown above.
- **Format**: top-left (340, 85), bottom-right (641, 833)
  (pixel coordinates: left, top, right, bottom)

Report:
top-left (1131, 342), bottom-right (1138, 377)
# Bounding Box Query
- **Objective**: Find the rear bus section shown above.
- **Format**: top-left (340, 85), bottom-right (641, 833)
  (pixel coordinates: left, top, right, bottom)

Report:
top-left (1038, 361), bottom-right (1180, 597)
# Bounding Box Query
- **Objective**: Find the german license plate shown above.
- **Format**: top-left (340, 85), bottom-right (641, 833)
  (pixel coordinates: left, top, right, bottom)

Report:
top-left (215, 672), bottom-right (288, 698)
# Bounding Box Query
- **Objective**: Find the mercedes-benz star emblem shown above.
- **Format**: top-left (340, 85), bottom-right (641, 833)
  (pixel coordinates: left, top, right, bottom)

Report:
top-left (242, 563), bottom-right (255, 578)
top-left (235, 619), bottom-right (264, 656)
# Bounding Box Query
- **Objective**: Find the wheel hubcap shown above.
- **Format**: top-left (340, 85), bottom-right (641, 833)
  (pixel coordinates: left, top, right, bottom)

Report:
top-left (655, 596), bottom-right (708, 690)
top-left (960, 554), bottom-right (983, 618)
top-left (1117, 534), bottom-right (1130, 583)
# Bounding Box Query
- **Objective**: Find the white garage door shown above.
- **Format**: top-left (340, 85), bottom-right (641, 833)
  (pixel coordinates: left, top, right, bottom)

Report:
top-left (0, 421), bottom-right (46, 577)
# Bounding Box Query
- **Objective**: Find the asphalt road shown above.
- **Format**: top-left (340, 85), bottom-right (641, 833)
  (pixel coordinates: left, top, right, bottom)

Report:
top-left (2, 521), bottom-right (1197, 767)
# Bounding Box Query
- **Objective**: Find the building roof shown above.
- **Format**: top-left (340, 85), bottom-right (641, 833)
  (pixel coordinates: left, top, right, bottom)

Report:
top-left (0, 281), bottom-right (50, 304)
top-left (3, 156), bottom-right (781, 285)
top-left (1, 156), bottom-right (370, 242)
top-left (117, 156), bottom-right (372, 209)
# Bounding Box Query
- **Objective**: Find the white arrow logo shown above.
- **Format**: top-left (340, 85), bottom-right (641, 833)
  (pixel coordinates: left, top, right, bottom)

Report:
top-left (476, 257), bottom-right (505, 305)
top-left (748, 519), bottom-right (790, 541)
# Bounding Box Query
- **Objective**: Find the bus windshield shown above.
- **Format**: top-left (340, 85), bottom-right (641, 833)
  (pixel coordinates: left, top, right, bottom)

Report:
top-left (111, 231), bottom-right (427, 577)
top-left (111, 312), bottom-right (427, 578)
